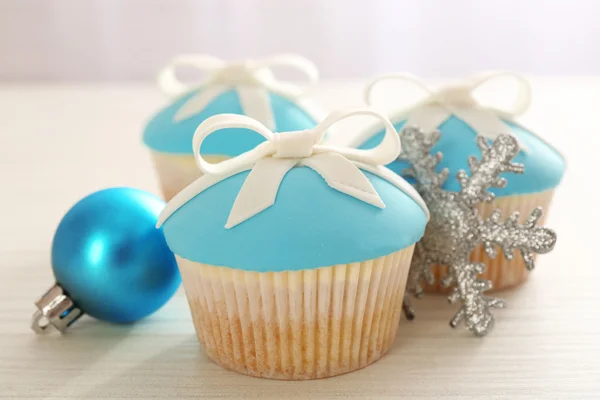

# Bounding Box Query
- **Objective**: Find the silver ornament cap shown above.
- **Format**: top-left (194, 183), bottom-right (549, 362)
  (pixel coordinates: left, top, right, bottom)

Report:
top-left (31, 284), bottom-right (82, 334)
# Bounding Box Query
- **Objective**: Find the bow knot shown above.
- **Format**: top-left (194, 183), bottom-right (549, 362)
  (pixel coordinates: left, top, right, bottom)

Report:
top-left (272, 130), bottom-right (315, 158)
top-left (157, 54), bottom-right (320, 129)
top-left (157, 108), bottom-right (430, 229)
top-left (364, 71), bottom-right (532, 152)
top-left (206, 61), bottom-right (266, 86)
top-left (431, 84), bottom-right (478, 108)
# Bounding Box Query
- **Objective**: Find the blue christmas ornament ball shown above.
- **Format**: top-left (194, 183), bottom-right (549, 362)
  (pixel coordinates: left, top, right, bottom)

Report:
top-left (51, 188), bottom-right (181, 324)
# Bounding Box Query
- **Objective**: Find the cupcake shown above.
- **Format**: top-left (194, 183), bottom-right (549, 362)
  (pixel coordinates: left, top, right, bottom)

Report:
top-left (343, 72), bottom-right (565, 292)
top-left (157, 108), bottom-right (429, 380)
top-left (143, 54), bottom-right (325, 200)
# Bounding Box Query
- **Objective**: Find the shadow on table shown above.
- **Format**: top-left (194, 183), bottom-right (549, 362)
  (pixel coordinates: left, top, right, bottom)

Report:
top-left (77, 292), bottom-right (521, 399)
top-left (21, 318), bottom-right (135, 398)
top-left (22, 279), bottom-right (535, 399)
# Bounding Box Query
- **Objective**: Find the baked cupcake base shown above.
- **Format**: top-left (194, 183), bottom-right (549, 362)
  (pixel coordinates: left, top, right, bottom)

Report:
top-left (177, 247), bottom-right (414, 380)
top-left (423, 189), bottom-right (555, 293)
top-left (150, 152), bottom-right (229, 201)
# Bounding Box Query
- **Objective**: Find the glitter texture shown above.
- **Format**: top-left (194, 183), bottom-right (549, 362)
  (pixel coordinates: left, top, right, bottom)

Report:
top-left (399, 127), bottom-right (557, 336)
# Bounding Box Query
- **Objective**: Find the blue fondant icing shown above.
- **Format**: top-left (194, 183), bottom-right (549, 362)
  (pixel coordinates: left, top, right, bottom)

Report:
top-left (359, 116), bottom-right (565, 196)
top-left (162, 167), bottom-right (428, 272)
top-left (143, 89), bottom-right (318, 155)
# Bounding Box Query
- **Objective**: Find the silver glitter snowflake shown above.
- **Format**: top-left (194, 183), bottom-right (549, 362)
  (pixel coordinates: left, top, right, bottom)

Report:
top-left (400, 127), bottom-right (557, 336)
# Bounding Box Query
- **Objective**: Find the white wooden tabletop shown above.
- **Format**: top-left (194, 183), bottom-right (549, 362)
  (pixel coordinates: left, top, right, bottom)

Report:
top-left (1, 79), bottom-right (599, 399)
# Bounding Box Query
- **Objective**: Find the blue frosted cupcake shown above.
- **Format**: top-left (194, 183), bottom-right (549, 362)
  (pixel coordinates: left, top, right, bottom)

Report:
top-left (143, 54), bottom-right (325, 200)
top-left (157, 108), bottom-right (429, 380)
top-left (344, 72), bottom-right (566, 291)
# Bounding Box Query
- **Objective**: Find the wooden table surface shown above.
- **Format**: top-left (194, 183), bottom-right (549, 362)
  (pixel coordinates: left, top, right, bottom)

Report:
top-left (1, 79), bottom-right (598, 399)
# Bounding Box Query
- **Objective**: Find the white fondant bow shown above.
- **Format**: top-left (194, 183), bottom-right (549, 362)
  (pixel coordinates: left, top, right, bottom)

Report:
top-left (157, 108), bottom-right (428, 229)
top-left (157, 54), bottom-right (319, 129)
top-left (364, 71), bottom-right (532, 151)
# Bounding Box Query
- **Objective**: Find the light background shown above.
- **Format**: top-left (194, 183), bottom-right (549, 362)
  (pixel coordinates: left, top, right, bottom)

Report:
top-left (1, 0), bottom-right (599, 82)
top-left (2, 2), bottom-right (600, 398)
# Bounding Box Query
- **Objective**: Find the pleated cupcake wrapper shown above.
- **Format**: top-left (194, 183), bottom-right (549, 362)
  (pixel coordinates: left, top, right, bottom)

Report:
top-left (424, 189), bottom-right (555, 294)
top-left (150, 151), bottom-right (229, 201)
top-left (177, 247), bottom-right (414, 380)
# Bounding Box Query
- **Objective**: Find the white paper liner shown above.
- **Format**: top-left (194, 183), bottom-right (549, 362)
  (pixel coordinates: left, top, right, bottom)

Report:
top-left (177, 246), bottom-right (414, 380)
top-left (150, 151), bottom-right (229, 201)
top-left (425, 189), bottom-right (555, 293)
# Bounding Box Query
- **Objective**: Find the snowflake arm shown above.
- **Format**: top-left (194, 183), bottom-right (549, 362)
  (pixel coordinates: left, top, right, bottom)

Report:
top-left (458, 135), bottom-right (525, 207)
top-left (399, 127), bottom-right (449, 192)
top-left (480, 207), bottom-right (557, 270)
top-left (447, 260), bottom-right (506, 337)
top-left (402, 296), bottom-right (416, 321)
top-left (402, 242), bottom-right (435, 321)
top-left (405, 242), bottom-right (434, 299)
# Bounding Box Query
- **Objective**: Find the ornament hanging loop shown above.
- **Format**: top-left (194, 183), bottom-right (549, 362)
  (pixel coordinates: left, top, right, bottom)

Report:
top-left (31, 284), bottom-right (82, 334)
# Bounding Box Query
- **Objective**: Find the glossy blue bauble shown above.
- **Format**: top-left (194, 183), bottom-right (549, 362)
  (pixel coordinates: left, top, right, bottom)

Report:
top-left (51, 188), bottom-right (181, 324)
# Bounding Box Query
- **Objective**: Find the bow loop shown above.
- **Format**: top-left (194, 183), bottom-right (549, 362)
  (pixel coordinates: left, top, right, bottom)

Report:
top-left (158, 54), bottom-right (320, 129)
top-left (469, 71), bottom-right (532, 116)
top-left (157, 54), bottom-right (318, 98)
top-left (157, 108), bottom-right (422, 229)
top-left (364, 71), bottom-right (532, 152)
top-left (157, 54), bottom-right (226, 98)
top-left (252, 53), bottom-right (320, 96)
top-left (191, 113), bottom-right (275, 176)
top-left (311, 108), bottom-right (401, 166)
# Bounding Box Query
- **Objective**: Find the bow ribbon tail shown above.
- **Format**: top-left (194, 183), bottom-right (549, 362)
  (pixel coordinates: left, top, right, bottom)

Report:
top-left (174, 85), bottom-right (277, 130)
top-left (452, 108), bottom-right (530, 152)
top-left (302, 153), bottom-right (385, 209)
top-left (403, 105), bottom-right (530, 152)
top-left (236, 86), bottom-right (276, 130)
top-left (225, 157), bottom-right (298, 229)
top-left (174, 85), bottom-right (231, 122)
top-left (403, 105), bottom-right (453, 133)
